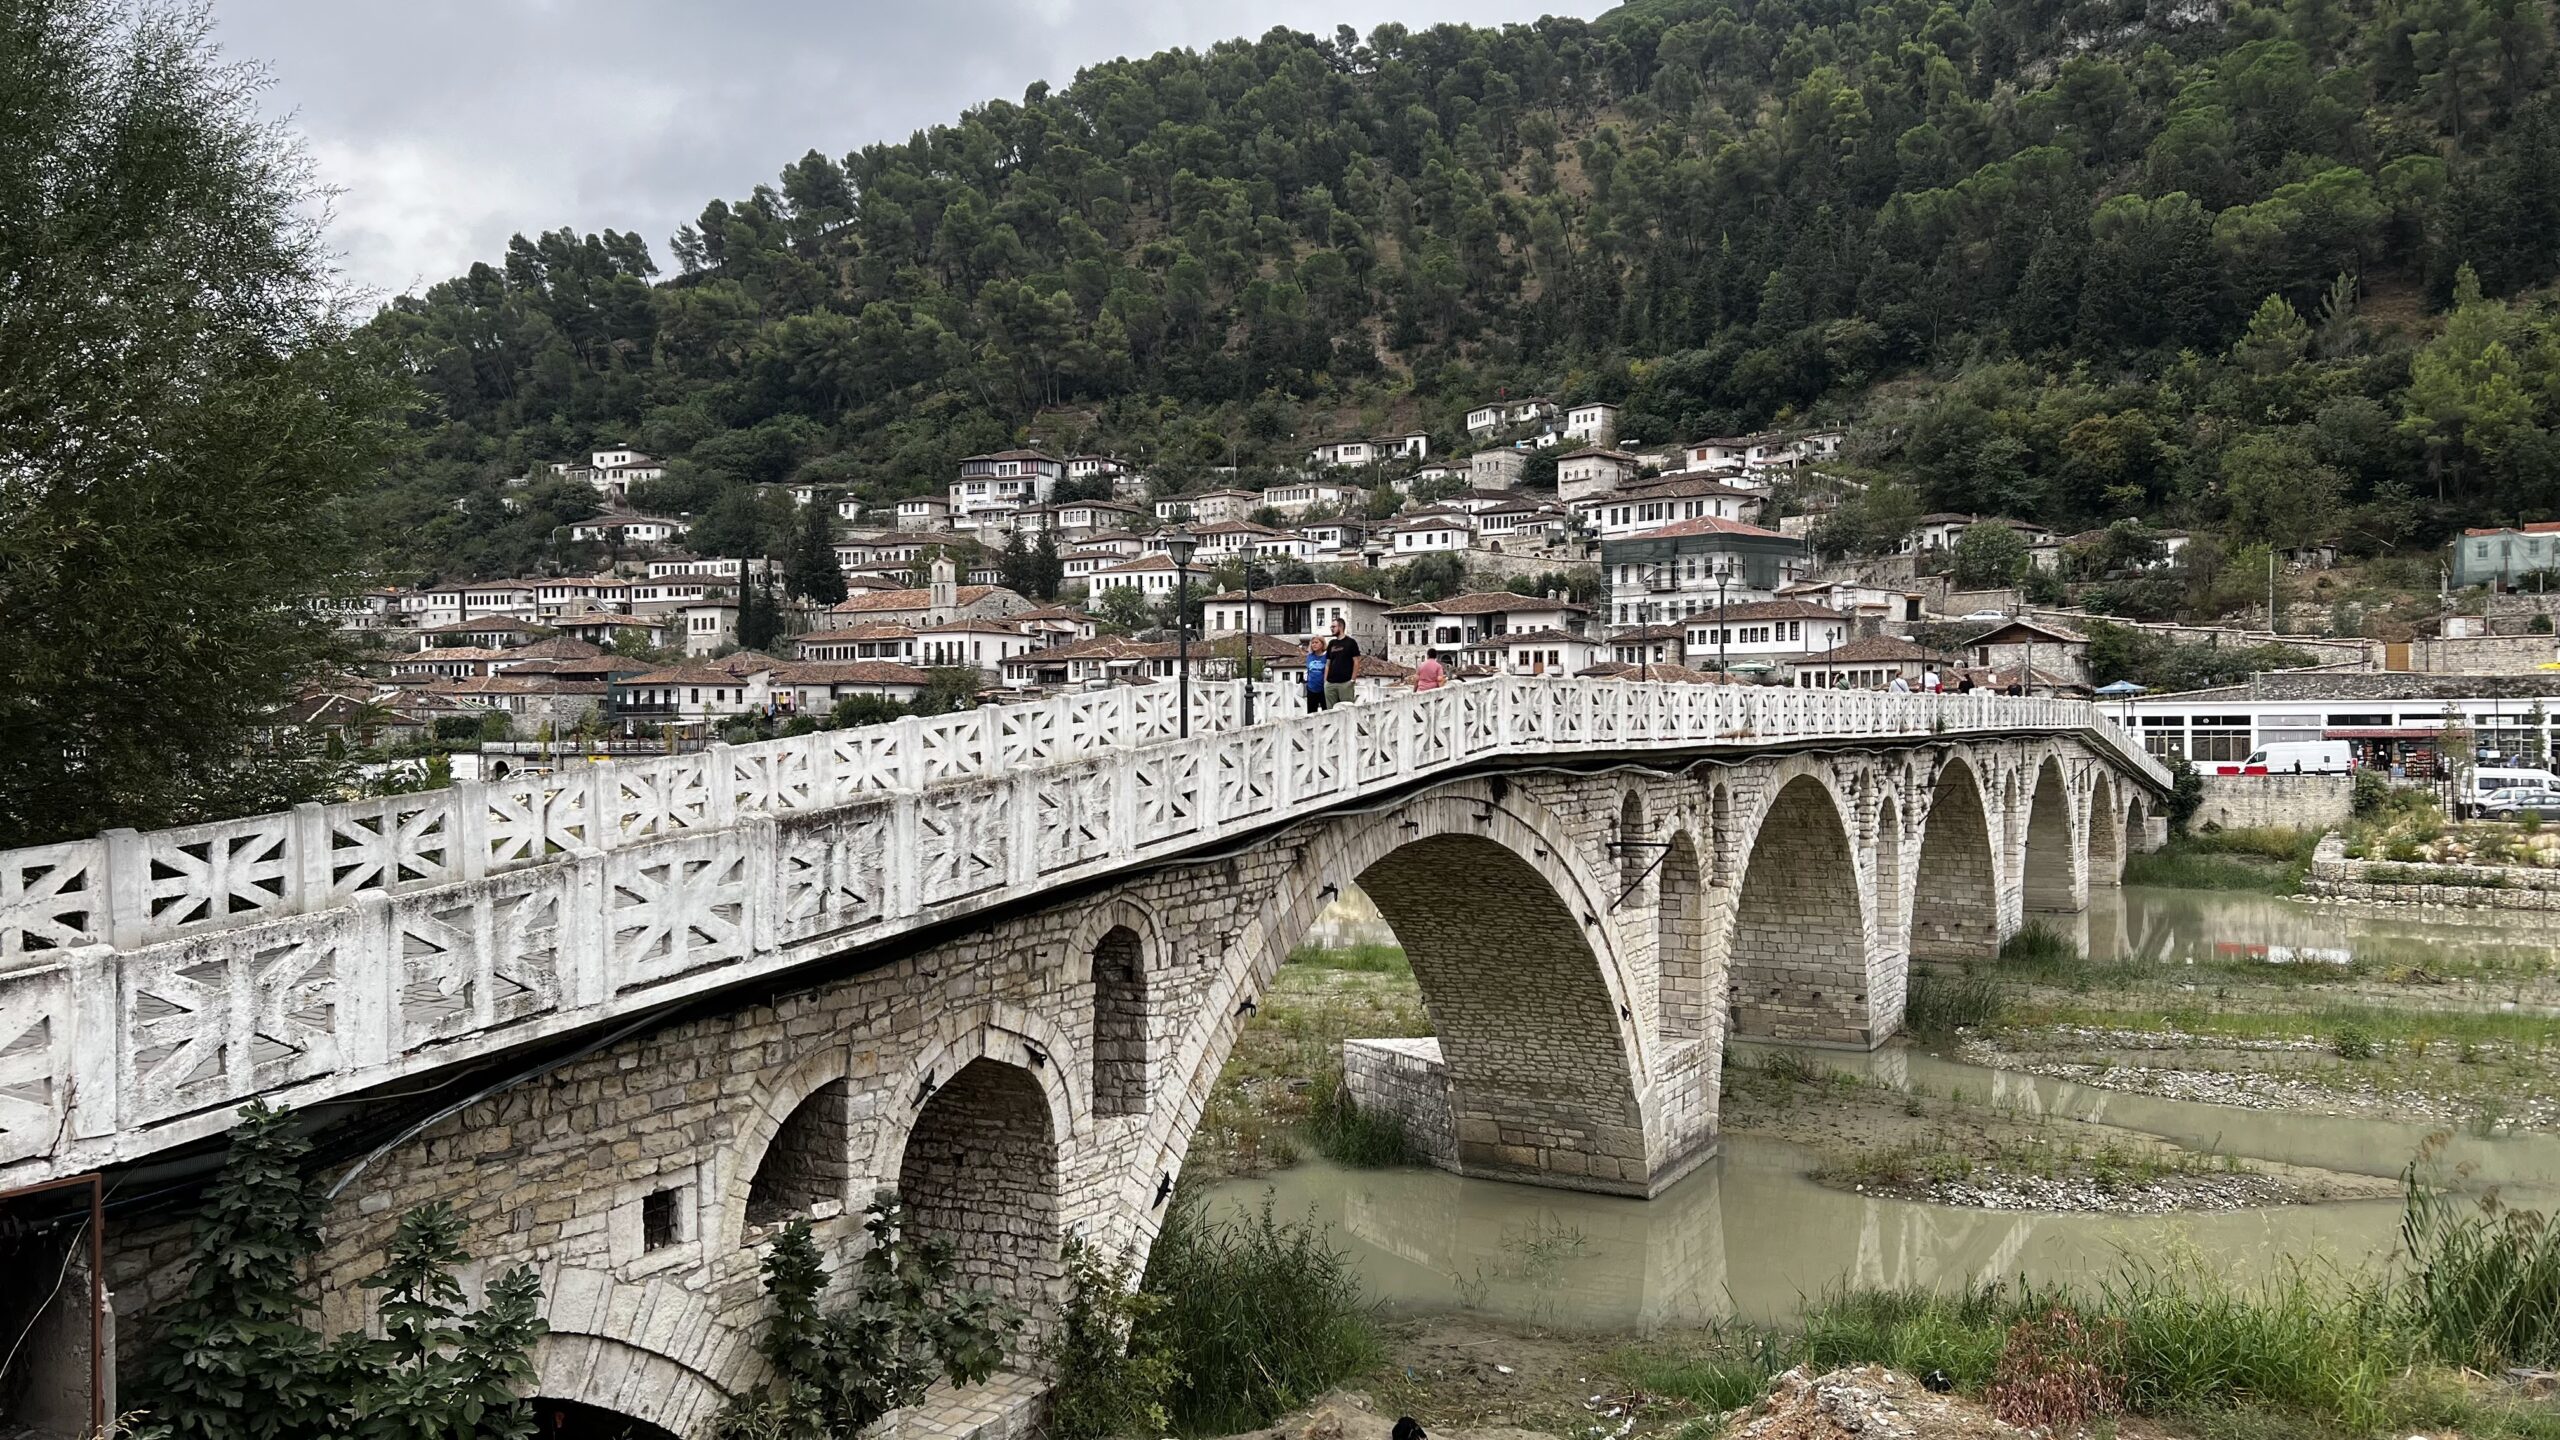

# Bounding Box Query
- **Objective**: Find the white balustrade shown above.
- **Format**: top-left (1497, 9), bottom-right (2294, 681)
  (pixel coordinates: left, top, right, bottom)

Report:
top-left (0, 677), bottom-right (2166, 1174)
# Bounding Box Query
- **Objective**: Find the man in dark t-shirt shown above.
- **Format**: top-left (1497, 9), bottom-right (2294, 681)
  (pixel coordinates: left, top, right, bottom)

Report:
top-left (1323, 619), bottom-right (1360, 708)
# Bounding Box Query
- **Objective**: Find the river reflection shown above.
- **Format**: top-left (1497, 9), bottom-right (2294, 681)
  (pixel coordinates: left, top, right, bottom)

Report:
top-left (1211, 1143), bottom-right (2412, 1331)
top-left (2065, 884), bottom-right (2560, 970)
top-left (1238, 884), bottom-right (2560, 1330)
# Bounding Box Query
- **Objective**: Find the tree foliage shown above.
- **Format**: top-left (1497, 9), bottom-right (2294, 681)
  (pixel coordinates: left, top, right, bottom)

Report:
top-left (342, 0), bottom-right (2560, 595)
top-left (135, 1103), bottom-right (546, 1440)
top-left (0, 1), bottom-right (406, 845)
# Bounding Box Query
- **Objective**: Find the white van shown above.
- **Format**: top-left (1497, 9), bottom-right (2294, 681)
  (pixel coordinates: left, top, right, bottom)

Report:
top-left (2230, 740), bottom-right (2354, 775)
top-left (2472, 766), bottom-right (2560, 800)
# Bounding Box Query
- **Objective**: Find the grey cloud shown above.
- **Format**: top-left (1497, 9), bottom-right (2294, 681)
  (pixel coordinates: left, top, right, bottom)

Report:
top-left (213, 0), bottom-right (1606, 297)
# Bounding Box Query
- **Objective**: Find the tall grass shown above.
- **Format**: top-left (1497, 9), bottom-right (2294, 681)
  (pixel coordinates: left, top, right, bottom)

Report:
top-left (1997, 922), bottom-right (2084, 978)
top-left (1136, 1187), bottom-right (1383, 1435)
top-left (1300, 1067), bottom-right (1413, 1167)
top-left (2401, 1157), bottom-right (2560, 1370)
top-left (1903, 967), bottom-right (2008, 1034)
top-left (2125, 826), bottom-right (2321, 893)
top-left (1285, 942), bottom-right (1412, 975)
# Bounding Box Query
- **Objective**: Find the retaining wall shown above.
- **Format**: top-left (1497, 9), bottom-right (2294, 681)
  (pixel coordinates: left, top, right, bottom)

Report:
top-left (1341, 1037), bottom-right (1457, 1171)
top-left (2304, 833), bottom-right (2560, 908)
top-left (2193, 773), bottom-right (2354, 833)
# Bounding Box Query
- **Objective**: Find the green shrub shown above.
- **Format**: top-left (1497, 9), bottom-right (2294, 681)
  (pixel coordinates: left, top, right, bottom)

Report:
top-left (1904, 969), bottom-right (2008, 1034)
top-left (1045, 1236), bottom-right (1179, 1440)
top-left (1997, 922), bottom-right (2083, 977)
top-left (2331, 1023), bottom-right (2377, 1060)
top-left (1138, 1189), bottom-right (1381, 1434)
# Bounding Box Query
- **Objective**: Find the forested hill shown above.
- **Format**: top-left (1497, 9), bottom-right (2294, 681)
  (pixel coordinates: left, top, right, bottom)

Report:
top-left (354, 0), bottom-right (2560, 580)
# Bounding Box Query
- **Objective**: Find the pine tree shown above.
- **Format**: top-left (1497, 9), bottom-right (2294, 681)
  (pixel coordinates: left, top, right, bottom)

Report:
top-left (785, 501), bottom-right (846, 605)
top-left (740, 574), bottom-right (785, 652)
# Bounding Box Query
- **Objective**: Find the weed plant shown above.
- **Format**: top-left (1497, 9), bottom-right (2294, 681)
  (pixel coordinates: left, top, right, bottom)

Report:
top-left (1137, 1187), bottom-right (1382, 1435)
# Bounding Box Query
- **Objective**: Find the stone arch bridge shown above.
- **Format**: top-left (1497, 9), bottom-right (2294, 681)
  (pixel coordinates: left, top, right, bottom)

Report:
top-left (0, 680), bottom-right (2163, 1436)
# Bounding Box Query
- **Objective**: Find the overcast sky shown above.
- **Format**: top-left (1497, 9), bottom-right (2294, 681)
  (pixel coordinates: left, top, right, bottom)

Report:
top-left (210, 0), bottom-right (1608, 300)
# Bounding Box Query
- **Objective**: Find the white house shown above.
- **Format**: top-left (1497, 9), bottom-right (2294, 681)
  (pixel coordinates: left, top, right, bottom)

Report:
top-left (950, 450), bottom-right (1065, 522)
top-left (1469, 449), bottom-right (1528, 489)
top-left (1464, 404), bottom-right (1505, 436)
top-left (1308, 439), bottom-right (1380, 469)
top-left (569, 513), bottom-right (687, 546)
top-left (896, 495), bottom-right (953, 531)
top-left (1571, 476), bottom-right (1760, 539)
top-left (1200, 583), bottom-right (1391, 649)
top-left (1088, 554), bottom-right (1187, 598)
top-left (1382, 591), bottom-right (1589, 664)
top-left (1556, 447), bottom-right (1643, 503)
top-left (1066, 454), bottom-right (1127, 481)
top-left (1154, 488), bottom-right (1260, 525)
top-left (1678, 599), bottom-right (1853, 668)
top-left (1262, 480), bottom-right (1365, 516)
top-left (1561, 401), bottom-right (1620, 447)
top-left (916, 618), bottom-right (1037, 673)
top-left (1496, 628), bottom-right (1599, 677)
top-left (1380, 512), bottom-right (1472, 562)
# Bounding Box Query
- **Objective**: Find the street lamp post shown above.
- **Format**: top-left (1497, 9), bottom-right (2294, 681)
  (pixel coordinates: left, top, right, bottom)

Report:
top-left (1716, 562), bottom-right (1730, 676)
top-left (1241, 551), bottom-right (1258, 726)
top-left (1163, 527), bottom-right (1198, 738)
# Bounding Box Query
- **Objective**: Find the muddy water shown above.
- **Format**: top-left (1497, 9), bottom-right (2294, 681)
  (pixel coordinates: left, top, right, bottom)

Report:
top-left (1207, 885), bottom-right (2560, 1330)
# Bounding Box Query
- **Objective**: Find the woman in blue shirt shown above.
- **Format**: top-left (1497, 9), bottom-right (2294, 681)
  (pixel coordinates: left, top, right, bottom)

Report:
top-left (1303, 639), bottom-right (1330, 712)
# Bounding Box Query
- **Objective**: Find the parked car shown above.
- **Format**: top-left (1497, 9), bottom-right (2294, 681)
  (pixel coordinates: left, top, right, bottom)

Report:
top-left (2465, 766), bottom-right (2560, 816)
top-left (1959, 609), bottom-right (2008, 622)
top-left (2477, 786), bottom-right (2560, 818)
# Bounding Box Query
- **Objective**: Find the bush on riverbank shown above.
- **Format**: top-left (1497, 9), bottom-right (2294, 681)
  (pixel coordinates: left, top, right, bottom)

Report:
top-left (1903, 967), bottom-right (2007, 1034)
top-left (1301, 1068), bottom-right (1414, 1167)
top-left (1136, 1187), bottom-right (1382, 1435)
top-left (2125, 826), bottom-right (2319, 893)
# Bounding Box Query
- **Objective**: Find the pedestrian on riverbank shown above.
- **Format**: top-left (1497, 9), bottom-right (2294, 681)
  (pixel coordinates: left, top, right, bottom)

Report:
top-left (1324, 619), bottom-right (1360, 707)
top-left (1303, 638), bottom-right (1329, 712)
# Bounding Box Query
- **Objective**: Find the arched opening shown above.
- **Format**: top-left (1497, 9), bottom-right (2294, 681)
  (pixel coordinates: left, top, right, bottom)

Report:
top-left (2125, 797), bottom-right (2149, 858)
top-left (745, 1078), bottom-right (851, 1226)
top-left (1617, 790), bottom-right (1649, 896)
top-left (535, 1399), bottom-right (679, 1440)
top-left (1728, 776), bottom-right (1874, 1046)
top-left (1874, 795), bottom-right (1903, 951)
top-left (898, 1058), bottom-right (1059, 1322)
top-left (2088, 774), bottom-right (2122, 886)
top-left (1657, 832), bottom-right (1706, 1042)
top-left (1358, 832), bottom-right (1652, 1192)
top-left (1708, 783), bottom-right (1733, 888)
top-left (2022, 758), bottom-right (2079, 912)
top-left (1090, 925), bottom-right (1149, 1117)
top-left (1911, 761), bottom-right (1999, 960)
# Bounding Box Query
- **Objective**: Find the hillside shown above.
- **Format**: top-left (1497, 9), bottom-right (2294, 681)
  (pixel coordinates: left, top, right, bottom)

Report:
top-left (351, 0), bottom-right (2560, 590)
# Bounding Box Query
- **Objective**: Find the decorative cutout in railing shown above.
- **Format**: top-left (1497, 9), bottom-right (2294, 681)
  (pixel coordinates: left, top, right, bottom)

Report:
top-left (0, 678), bottom-right (2165, 1175)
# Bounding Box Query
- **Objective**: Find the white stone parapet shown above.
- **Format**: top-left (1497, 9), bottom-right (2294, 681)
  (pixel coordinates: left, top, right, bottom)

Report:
top-left (0, 678), bottom-right (2164, 1182)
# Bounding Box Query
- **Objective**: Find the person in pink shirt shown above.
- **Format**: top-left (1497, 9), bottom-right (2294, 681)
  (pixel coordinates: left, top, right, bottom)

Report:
top-left (1413, 651), bottom-right (1448, 691)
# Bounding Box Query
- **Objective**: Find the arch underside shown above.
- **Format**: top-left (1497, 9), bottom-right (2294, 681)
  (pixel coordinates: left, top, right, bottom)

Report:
top-left (1728, 776), bottom-right (1875, 1046)
top-left (2023, 758), bottom-right (2079, 912)
top-left (1357, 832), bottom-right (1653, 1193)
top-left (1912, 762), bottom-right (1999, 961)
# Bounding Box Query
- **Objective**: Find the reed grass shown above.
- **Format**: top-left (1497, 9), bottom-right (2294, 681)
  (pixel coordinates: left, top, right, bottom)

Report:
top-left (1137, 1187), bottom-right (1383, 1435)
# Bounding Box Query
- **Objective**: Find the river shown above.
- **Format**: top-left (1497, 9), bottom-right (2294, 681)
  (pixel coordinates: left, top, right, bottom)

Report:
top-left (1207, 884), bottom-right (2560, 1331)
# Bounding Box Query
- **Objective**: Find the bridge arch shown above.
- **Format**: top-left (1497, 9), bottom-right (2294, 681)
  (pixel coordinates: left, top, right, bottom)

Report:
top-left (1912, 757), bottom-right (1999, 960)
top-left (2022, 755), bottom-right (2082, 913)
top-left (530, 1322), bottom-right (730, 1439)
top-left (1657, 831), bottom-right (1707, 1042)
top-left (1726, 769), bottom-right (1876, 1046)
top-left (1873, 792), bottom-right (1905, 956)
top-left (1173, 782), bottom-right (1682, 1195)
top-left (728, 1047), bottom-right (856, 1241)
top-left (2089, 772), bottom-right (2122, 887)
top-left (883, 1052), bottom-right (1063, 1326)
top-left (1067, 899), bottom-right (1165, 1119)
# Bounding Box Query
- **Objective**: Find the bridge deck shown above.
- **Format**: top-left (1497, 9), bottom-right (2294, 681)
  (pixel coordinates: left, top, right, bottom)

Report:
top-left (0, 678), bottom-right (2166, 1183)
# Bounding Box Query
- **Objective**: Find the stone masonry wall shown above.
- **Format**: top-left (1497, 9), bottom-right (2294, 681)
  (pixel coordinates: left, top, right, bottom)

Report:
top-left (1340, 1038), bottom-right (1457, 1169)
top-left (2193, 774), bottom-right (2354, 833)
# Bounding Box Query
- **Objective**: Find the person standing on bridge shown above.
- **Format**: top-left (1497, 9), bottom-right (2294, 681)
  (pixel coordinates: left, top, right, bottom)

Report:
top-left (1324, 618), bottom-right (1361, 708)
top-left (1414, 650), bottom-right (1447, 692)
top-left (1303, 638), bottom-right (1330, 712)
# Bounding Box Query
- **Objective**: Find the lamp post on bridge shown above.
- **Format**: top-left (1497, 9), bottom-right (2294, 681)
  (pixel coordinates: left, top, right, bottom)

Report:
top-left (1163, 527), bottom-right (1198, 738)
